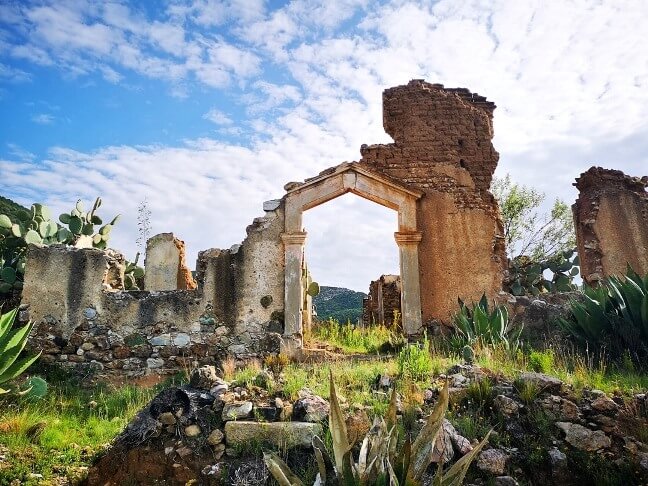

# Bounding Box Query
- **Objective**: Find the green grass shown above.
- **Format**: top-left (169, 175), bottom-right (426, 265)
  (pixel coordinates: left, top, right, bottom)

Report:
top-left (2, 331), bottom-right (648, 483)
top-left (0, 374), bottom-right (163, 484)
top-left (312, 319), bottom-right (400, 354)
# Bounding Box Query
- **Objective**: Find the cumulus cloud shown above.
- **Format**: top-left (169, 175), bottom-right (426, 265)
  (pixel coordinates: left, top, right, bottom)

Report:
top-left (2, 0), bottom-right (648, 290)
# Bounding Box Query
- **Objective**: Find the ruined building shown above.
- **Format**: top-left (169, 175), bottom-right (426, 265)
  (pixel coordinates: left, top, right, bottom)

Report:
top-left (573, 167), bottom-right (648, 284)
top-left (22, 80), bottom-right (507, 379)
top-left (362, 275), bottom-right (401, 328)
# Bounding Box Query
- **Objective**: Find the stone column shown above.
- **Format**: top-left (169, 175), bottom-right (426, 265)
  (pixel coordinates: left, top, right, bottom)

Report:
top-left (281, 232), bottom-right (307, 341)
top-left (395, 231), bottom-right (423, 335)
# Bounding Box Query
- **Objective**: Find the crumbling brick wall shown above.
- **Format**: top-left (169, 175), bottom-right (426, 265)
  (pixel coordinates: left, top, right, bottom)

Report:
top-left (573, 167), bottom-right (648, 284)
top-left (22, 204), bottom-right (287, 381)
top-left (358, 80), bottom-right (506, 322)
top-left (362, 275), bottom-right (401, 328)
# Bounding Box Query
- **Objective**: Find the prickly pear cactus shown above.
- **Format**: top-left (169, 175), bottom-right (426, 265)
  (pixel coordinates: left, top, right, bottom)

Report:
top-left (124, 252), bottom-right (145, 290)
top-left (0, 197), bottom-right (120, 294)
top-left (506, 249), bottom-right (579, 296)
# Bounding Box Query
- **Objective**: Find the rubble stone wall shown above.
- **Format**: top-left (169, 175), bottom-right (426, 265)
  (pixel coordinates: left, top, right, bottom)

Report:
top-left (21, 206), bottom-right (287, 381)
top-left (573, 167), bottom-right (648, 284)
top-left (358, 80), bottom-right (506, 322)
top-left (362, 275), bottom-right (401, 327)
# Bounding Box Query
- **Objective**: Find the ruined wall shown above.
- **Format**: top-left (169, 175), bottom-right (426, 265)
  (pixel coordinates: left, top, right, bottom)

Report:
top-left (144, 233), bottom-right (196, 290)
top-left (358, 80), bottom-right (506, 322)
top-left (362, 275), bottom-right (401, 327)
top-left (573, 167), bottom-right (648, 284)
top-left (22, 204), bottom-right (286, 381)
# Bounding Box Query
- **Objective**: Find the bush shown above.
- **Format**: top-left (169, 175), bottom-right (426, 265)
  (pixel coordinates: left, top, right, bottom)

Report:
top-left (397, 334), bottom-right (433, 381)
top-left (529, 349), bottom-right (554, 373)
top-left (558, 266), bottom-right (648, 366)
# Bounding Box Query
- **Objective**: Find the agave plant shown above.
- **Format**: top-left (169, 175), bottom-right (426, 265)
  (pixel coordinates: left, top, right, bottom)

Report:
top-left (558, 266), bottom-right (648, 364)
top-left (452, 294), bottom-right (521, 352)
top-left (264, 372), bottom-right (490, 485)
top-left (0, 308), bottom-right (41, 394)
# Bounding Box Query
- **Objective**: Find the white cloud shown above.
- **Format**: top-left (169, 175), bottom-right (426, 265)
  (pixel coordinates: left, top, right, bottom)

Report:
top-left (203, 108), bottom-right (233, 125)
top-left (0, 62), bottom-right (31, 82)
top-left (31, 113), bottom-right (55, 124)
top-left (3, 0), bottom-right (648, 291)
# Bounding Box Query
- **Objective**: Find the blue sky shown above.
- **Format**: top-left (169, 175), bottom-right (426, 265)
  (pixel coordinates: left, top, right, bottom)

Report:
top-left (1, 0), bottom-right (648, 291)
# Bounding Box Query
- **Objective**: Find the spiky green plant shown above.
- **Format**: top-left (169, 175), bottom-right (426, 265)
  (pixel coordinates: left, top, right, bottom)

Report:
top-left (451, 294), bottom-right (521, 352)
top-left (263, 372), bottom-right (490, 485)
top-left (0, 308), bottom-right (41, 394)
top-left (558, 266), bottom-right (648, 365)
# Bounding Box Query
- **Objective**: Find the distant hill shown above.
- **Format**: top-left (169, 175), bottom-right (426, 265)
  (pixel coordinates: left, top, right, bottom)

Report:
top-left (0, 196), bottom-right (29, 223)
top-left (313, 286), bottom-right (367, 324)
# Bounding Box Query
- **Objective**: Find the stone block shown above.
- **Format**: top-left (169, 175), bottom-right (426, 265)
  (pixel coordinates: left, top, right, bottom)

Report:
top-left (224, 421), bottom-right (322, 449)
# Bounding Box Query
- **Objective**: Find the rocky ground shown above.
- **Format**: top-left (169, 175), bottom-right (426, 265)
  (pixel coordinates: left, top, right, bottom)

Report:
top-left (84, 362), bottom-right (648, 485)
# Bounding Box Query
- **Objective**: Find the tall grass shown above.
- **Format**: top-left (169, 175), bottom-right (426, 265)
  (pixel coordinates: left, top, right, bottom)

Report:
top-left (0, 377), bottom-right (160, 483)
top-left (312, 319), bottom-right (401, 354)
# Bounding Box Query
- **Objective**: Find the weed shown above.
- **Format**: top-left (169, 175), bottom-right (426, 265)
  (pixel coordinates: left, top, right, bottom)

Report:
top-left (529, 349), bottom-right (554, 373)
top-left (465, 377), bottom-right (495, 412)
top-left (221, 356), bottom-right (237, 382)
top-left (515, 380), bottom-right (541, 405)
top-left (232, 360), bottom-right (262, 388)
top-left (264, 353), bottom-right (289, 378)
top-left (397, 335), bottom-right (433, 381)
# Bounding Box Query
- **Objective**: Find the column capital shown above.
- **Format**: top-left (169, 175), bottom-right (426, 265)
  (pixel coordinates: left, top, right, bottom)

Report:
top-left (394, 231), bottom-right (423, 245)
top-left (281, 231), bottom-right (307, 245)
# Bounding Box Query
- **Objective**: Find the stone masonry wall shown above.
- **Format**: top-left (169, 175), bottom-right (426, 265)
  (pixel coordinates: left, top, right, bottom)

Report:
top-left (573, 166), bottom-right (648, 284)
top-left (362, 275), bottom-right (401, 328)
top-left (22, 204), bottom-right (287, 381)
top-left (358, 80), bottom-right (506, 322)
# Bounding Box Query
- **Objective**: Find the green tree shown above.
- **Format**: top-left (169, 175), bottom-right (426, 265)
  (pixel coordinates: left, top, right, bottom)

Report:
top-left (492, 174), bottom-right (575, 261)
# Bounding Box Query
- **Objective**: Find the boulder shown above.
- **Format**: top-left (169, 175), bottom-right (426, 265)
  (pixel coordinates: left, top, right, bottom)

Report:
top-left (591, 395), bottom-right (619, 414)
top-left (293, 392), bottom-right (329, 422)
top-left (225, 421), bottom-right (322, 449)
top-left (184, 425), bottom-right (201, 437)
top-left (222, 401), bottom-right (253, 421)
top-left (189, 365), bottom-right (220, 389)
top-left (207, 429), bottom-right (224, 445)
top-left (517, 372), bottom-right (563, 394)
top-left (477, 448), bottom-right (509, 475)
top-left (494, 395), bottom-right (519, 415)
top-left (555, 422), bottom-right (611, 451)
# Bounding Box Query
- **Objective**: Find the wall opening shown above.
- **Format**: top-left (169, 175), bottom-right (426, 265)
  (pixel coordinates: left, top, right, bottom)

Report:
top-left (302, 193), bottom-right (399, 325)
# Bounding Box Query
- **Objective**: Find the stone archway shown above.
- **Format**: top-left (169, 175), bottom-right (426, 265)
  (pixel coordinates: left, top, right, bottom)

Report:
top-left (282, 163), bottom-right (424, 343)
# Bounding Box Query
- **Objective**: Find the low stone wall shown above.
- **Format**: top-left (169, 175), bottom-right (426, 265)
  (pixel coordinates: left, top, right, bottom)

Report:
top-left (21, 204), bottom-right (288, 381)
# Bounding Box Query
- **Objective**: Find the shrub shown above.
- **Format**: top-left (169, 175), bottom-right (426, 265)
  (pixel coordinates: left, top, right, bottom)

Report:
top-left (451, 294), bottom-right (522, 352)
top-left (0, 308), bottom-right (41, 394)
top-left (397, 334), bottom-right (433, 381)
top-left (558, 266), bottom-right (648, 366)
top-left (529, 349), bottom-right (554, 373)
